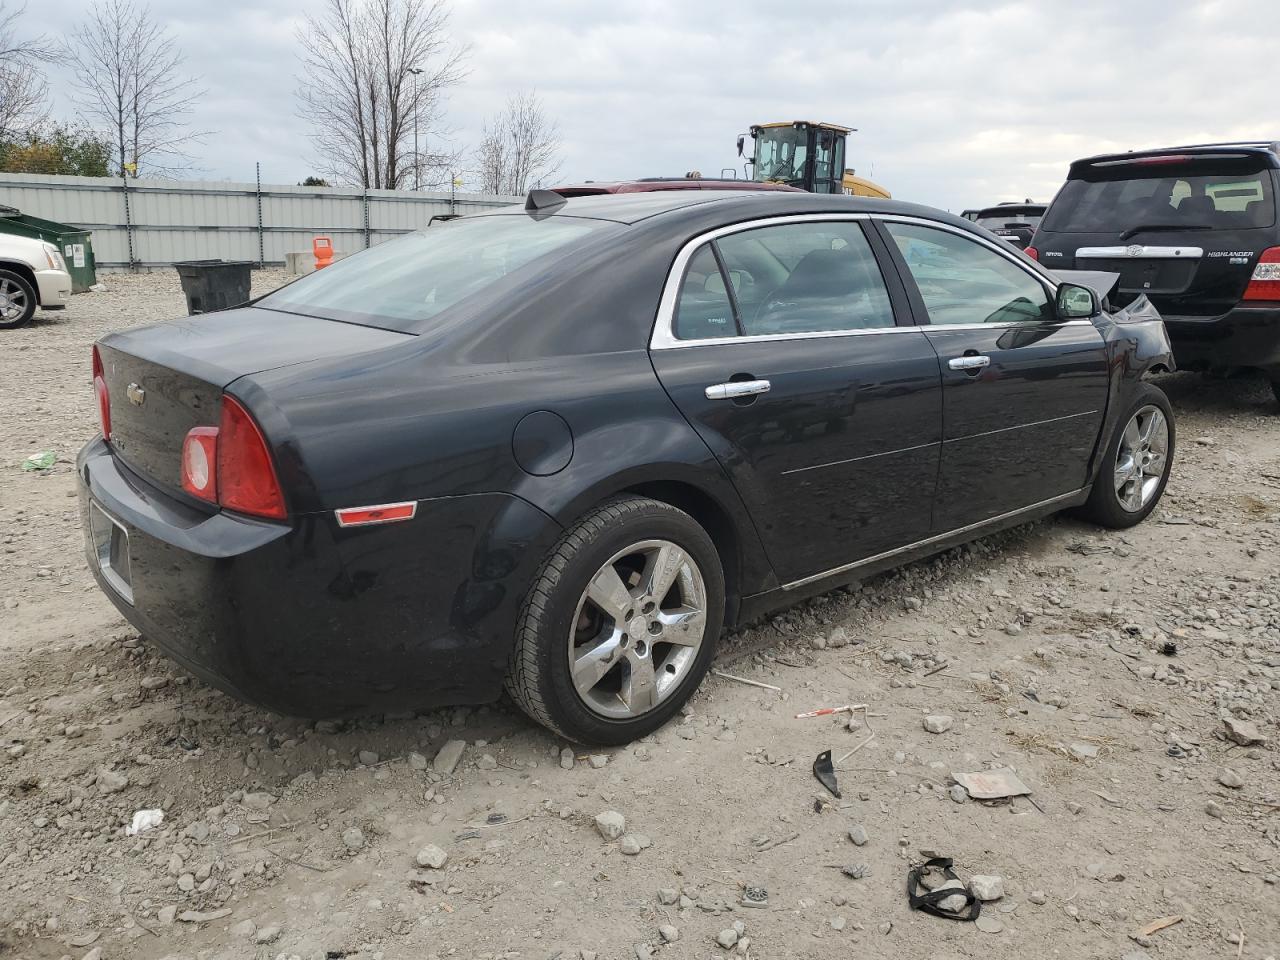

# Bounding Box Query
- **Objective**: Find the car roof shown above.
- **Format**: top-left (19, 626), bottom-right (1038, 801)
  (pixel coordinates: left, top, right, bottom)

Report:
top-left (471, 190), bottom-right (968, 228)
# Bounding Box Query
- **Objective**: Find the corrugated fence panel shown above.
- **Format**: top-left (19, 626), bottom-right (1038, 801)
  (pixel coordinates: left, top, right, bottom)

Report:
top-left (0, 172), bottom-right (522, 269)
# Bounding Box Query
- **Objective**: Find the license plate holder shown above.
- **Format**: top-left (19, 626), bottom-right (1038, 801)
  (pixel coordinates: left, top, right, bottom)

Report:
top-left (89, 501), bottom-right (134, 604)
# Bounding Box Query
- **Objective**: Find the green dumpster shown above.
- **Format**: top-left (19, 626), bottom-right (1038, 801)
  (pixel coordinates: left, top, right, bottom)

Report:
top-left (0, 205), bottom-right (97, 293)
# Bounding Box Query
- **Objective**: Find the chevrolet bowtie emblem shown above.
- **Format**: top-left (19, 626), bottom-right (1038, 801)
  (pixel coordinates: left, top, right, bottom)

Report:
top-left (126, 383), bottom-right (146, 406)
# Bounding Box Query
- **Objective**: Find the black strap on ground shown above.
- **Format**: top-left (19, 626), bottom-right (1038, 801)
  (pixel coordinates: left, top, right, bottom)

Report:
top-left (907, 857), bottom-right (981, 922)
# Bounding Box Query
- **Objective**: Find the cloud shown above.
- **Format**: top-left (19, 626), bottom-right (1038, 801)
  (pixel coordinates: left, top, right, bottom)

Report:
top-left (40, 0), bottom-right (1278, 209)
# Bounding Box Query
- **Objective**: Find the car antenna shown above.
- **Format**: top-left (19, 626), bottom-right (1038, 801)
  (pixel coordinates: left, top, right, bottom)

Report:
top-left (525, 189), bottom-right (566, 213)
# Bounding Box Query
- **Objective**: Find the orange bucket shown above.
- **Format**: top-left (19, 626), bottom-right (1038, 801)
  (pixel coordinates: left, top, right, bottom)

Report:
top-left (313, 236), bottom-right (334, 270)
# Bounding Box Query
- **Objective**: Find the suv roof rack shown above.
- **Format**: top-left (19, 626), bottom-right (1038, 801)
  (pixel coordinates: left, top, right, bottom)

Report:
top-left (1155, 140), bottom-right (1279, 152)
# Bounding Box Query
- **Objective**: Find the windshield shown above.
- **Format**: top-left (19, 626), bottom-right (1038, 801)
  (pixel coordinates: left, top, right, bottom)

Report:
top-left (1043, 167), bottom-right (1276, 233)
top-left (258, 215), bottom-right (607, 332)
top-left (753, 127), bottom-right (808, 184)
top-left (975, 210), bottom-right (1043, 231)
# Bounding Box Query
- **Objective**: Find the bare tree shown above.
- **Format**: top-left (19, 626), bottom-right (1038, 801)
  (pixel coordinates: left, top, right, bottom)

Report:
top-left (471, 91), bottom-right (562, 196)
top-left (0, 2), bottom-right (58, 140)
top-left (64, 0), bottom-right (205, 177)
top-left (473, 118), bottom-right (507, 196)
top-left (297, 0), bottom-right (466, 190)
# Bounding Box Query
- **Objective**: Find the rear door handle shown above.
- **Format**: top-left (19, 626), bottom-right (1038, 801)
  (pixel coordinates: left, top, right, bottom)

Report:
top-left (705, 379), bottom-right (771, 400)
top-left (948, 355), bottom-right (990, 371)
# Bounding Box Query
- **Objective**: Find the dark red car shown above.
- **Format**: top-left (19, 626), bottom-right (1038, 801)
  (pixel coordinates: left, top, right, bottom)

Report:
top-left (551, 177), bottom-right (803, 197)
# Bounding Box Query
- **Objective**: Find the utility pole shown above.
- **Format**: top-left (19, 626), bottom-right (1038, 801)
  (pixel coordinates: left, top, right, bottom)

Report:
top-left (406, 66), bottom-right (423, 190)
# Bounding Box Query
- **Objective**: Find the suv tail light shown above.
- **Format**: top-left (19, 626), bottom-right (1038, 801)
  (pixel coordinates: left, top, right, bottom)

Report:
top-left (1243, 247), bottom-right (1280, 301)
top-left (92, 345), bottom-right (111, 441)
top-left (179, 396), bottom-right (287, 520)
top-left (1024, 246), bottom-right (1039, 261)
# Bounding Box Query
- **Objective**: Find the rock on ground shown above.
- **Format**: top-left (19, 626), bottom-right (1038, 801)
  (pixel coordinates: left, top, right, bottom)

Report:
top-left (595, 810), bottom-right (626, 840)
top-left (433, 739), bottom-right (467, 775)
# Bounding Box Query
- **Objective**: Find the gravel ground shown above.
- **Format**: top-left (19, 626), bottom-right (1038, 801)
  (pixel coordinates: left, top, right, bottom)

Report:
top-left (1, 273), bottom-right (1278, 960)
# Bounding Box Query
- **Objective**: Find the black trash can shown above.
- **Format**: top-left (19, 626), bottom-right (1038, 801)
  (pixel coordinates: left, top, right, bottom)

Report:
top-left (173, 260), bottom-right (254, 315)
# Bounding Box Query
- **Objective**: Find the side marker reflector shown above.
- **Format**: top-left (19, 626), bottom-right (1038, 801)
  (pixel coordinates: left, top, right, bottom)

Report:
top-left (335, 501), bottom-right (418, 527)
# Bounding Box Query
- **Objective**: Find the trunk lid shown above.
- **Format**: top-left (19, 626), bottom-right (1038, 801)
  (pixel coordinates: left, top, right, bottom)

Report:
top-left (97, 306), bottom-right (413, 496)
top-left (1034, 149), bottom-right (1280, 316)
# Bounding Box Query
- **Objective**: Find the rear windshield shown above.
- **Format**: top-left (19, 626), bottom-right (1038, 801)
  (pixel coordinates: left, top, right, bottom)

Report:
top-left (975, 210), bottom-right (1043, 231)
top-left (258, 215), bottom-right (608, 332)
top-left (1043, 163), bottom-right (1276, 233)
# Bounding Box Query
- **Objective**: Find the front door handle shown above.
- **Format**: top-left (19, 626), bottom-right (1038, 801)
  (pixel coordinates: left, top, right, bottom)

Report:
top-left (705, 379), bottom-right (771, 400)
top-left (948, 355), bottom-right (990, 371)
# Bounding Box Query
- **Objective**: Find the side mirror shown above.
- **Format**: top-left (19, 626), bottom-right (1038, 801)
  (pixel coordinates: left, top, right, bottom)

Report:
top-left (1056, 283), bottom-right (1097, 320)
top-left (736, 135), bottom-right (746, 157)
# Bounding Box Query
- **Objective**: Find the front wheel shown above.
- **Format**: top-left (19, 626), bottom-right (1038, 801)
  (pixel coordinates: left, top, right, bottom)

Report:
top-left (0, 269), bottom-right (38, 329)
top-left (505, 496), bottom-right (724, 745)
top-left (1078, 382), bottom-right (1175, 528)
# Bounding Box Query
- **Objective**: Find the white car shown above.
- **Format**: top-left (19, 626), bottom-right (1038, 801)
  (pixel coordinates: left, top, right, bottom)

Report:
top-left (0, 233), bottom-right (72, 329)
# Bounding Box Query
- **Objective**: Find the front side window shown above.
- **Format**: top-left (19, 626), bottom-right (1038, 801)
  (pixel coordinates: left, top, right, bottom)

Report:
top-left (885, 222), bottom-right (1053, 326)
top-left (672, 220), bottom-right (894, 339)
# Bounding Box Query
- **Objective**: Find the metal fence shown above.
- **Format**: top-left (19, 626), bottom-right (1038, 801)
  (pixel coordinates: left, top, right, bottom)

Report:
top-left (0, 171), bottom-right (523, 269)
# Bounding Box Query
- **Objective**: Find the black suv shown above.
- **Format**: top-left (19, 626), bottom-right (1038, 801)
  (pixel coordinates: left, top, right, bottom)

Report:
top-left (1029, 142), bottom-right (1280, 402)
top-left (973, 201), bottom-right (1046, 251)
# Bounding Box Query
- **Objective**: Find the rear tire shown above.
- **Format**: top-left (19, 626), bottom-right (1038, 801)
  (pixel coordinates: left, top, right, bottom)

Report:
top-left (505, 496), bottom-right (724, 745)
top-left (0, 269), bottom-right (37, 329)
top-left (1078, 382), bottom-right (1175, 528)
top-left (1270, 378), bottom-right (1280, 410)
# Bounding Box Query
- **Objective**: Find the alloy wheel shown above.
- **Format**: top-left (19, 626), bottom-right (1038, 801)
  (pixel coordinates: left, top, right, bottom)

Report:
top-left (568, 539), bottom-right (707, 719)
top-left (0, 278), bottom-right (29, 323)
top-left (1114, 404), bottom-right (1169, 512)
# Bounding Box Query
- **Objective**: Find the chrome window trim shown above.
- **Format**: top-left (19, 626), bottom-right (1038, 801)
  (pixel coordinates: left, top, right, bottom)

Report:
top-left (920, 319), bottom-right (1094, 332)
top-left (780, 488), bottom-right (1083, 591)
top-left (1075, 245), bottom-right (1205, 259)
top-left (651, 213), bottom-right (906, 351)
top-left (649, 212), bottom-right (1079, 350)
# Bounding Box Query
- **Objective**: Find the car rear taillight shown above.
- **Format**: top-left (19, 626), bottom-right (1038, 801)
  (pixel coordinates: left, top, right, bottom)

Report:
top-left (1243, 247), bottom-right (1280, 301)
top-left (92, 345), bottom-right (111, 441)
top-left (179, 395), bottom-right (287, 520)
top-left (1024, 246), bottom-right (1039, 261)
top-left (218, 396), bottom-right (287, 519)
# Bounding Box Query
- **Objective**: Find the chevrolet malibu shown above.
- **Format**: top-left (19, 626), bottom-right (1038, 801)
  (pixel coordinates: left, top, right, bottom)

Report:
top-left (79, 191), bottom-right (1176, 744)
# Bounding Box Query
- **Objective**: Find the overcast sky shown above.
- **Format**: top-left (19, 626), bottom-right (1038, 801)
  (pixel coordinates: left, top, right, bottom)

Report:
top-left (42, 0), bottom-right (1277, 211)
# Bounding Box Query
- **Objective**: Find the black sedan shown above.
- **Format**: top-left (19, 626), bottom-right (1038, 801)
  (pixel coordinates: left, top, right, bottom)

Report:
top-left (79, 191), bottom-right (1176, 744)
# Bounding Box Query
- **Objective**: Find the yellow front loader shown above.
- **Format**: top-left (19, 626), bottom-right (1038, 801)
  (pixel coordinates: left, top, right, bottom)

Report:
top-left (737, 121), bottom-right (890, 198)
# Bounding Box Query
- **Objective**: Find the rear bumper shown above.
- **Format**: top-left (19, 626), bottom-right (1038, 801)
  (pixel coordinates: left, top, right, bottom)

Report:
top-left (34, 268), bottom-right (71, 308)
top-left (1162, 304), bottom-right (1280, 376)
top-left (77, 437), bottom-right (562, 717)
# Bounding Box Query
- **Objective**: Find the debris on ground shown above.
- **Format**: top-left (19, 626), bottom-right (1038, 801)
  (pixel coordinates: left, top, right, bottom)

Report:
top-left (812, 749), bottom-right (841, 798)
top-left (952, 768), bottom-right (1032, 800)
top-left (0, 288), bottom-right (1276, 960)
top-left (20, 451), bottom-right (55, 472)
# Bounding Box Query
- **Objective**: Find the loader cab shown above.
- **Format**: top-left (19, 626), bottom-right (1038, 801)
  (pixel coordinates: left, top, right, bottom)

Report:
top-left (743, 121), bottom-right (846, 194)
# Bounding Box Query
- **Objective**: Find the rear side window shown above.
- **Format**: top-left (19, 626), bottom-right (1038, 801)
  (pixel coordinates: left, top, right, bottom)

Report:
top-left (258, 215), bottom-right (609, 332)
top-left (674, 246), bottom-right (738, 340)
top-left (1043, 166), bottom-right (1277, 233)
top-left (673, 220), bottom-right (895, 339)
